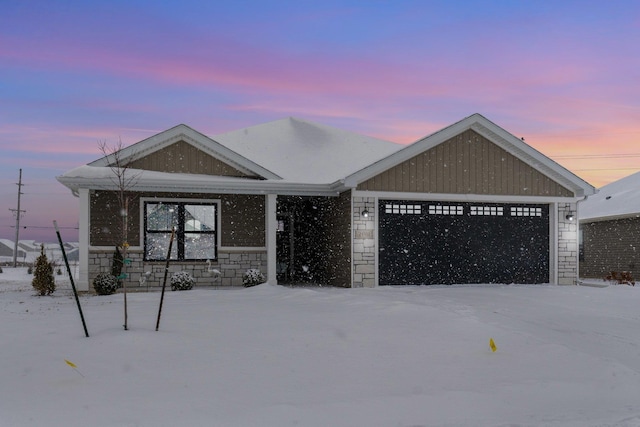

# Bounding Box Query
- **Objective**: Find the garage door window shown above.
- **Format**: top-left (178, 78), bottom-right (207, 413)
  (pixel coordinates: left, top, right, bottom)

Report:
top-left (428, 205), bottom-right (463, 215)
top-left (385, 204), bottom-right (422, 215)
top-left (470, 206), bottom-right (504, 216)
top-left (511, 207), bottom-right (542, 217)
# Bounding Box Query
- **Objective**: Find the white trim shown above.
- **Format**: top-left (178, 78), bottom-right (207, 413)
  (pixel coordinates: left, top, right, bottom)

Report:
top-left (353, 190), bottom-right (581, 204)
top-left (550, 202), bottom-right (558, 285)
top-left (374, 197), bottom-right (380, 288)
top-left (78, 189), bottom-right (90, 291)
top-left (89, 124), bottom-right (281, 180)
top-left (266, 194), bottom-right (277, 284)
top-left (344, 114), bottom-right (595, 197)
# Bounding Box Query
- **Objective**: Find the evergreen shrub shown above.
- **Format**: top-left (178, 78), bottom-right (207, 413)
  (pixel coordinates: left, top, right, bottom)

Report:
top-left (170, 271), bottom-right (195, 291)
top-left (243, 269), bottom-right (265, 287)
top-left (93, 272), bottom-right (120, 295)
top-left (32, 245), bottom-right (55, 295)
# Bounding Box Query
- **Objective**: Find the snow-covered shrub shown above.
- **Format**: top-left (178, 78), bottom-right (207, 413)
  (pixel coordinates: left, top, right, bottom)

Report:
top-left (171, 271), bottom-right (195, 291)
top-left (243, 269), bottom-right (265, 287)
top-left (93, 273), bottom-right (120, 295)
top-left (0, 266), bottom-right (3, 273)
top-left (27, 266), bottom-right (33, 274)
top-left (32, 245), bottom-right (55, 296)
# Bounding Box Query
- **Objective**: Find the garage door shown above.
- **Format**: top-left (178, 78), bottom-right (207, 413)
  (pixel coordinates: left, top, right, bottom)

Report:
top-left (379, 201), bottom-right (549, 285)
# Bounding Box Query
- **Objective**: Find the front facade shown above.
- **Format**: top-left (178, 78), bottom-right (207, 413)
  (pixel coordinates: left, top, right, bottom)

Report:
top-left (58, 114), bottom-right (595, 291)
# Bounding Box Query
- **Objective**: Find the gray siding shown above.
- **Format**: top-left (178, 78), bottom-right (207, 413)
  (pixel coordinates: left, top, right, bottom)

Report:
top-left (90, 191), bottom-right (265, 247)
top-left (358, 129), bottom-right (573, 197)
top-left (324, 191), bottom-right (352, 287)
top-left (128, 140), bottom-right (258, 178)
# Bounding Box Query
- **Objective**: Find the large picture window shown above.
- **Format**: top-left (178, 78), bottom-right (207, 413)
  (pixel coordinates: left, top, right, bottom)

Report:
top-left (144, 201), bottom-right (217, 261)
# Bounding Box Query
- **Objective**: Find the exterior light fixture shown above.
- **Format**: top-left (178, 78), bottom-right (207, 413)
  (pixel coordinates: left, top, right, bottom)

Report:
top-left (361, 208), bottom-right (369, 218)
top-left (565, 213), bottom-right (575, 221)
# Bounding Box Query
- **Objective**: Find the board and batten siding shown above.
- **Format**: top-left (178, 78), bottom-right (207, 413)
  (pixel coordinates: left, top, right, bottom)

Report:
top-left (128, 140), bottom-right (258, 178)
top-left (357, 129), bottom-right (572, 197)
top-left (323, 191), bottom-right (352, 287)
top-left (90, 191), bottom-right (265, 247)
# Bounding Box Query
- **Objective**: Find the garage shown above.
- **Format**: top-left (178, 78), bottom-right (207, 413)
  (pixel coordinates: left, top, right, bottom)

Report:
top-left (378, 200), bottom-right (549, 285)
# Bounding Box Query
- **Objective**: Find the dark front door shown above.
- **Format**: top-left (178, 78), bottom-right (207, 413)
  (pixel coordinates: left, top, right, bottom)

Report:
top-left (379, 201), bottom-right (549, 285)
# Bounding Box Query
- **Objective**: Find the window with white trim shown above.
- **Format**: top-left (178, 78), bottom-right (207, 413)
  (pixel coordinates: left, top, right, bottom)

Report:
top-left (428, 205), bottom-right (464, 215)
top-left (510, 207), bottom-right (542, 217)
top-left (144, 201), bottom-right (217, 261)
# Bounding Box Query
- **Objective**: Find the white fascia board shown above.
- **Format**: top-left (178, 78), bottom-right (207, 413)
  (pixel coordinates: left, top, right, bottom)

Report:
top-left (352, 190), bottom-right (582, 204)
top-left (468, 117), bottom-right (595, 198)
top-left (579, 212), bottom-right (640, 223)
top-left (89, 124), bottom-right (281, 180)
top-left (58, 171), bottom-right (345, 197)
top-left (343, 114), bottom-right (596, 198)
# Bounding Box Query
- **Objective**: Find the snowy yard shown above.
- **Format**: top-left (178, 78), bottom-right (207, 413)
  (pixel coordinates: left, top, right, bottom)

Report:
top-left (2, 268), bottom-right (640, 427)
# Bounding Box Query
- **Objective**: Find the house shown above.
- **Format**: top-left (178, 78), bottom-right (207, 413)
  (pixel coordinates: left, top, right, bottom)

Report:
top-left (579, 170), bottom-right (640, 280)
top-left (57, 114), bottom-right (595, 291)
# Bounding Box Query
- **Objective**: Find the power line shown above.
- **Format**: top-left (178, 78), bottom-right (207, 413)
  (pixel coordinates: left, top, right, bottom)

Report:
top-left (551, 153), bottom-right (640, 159)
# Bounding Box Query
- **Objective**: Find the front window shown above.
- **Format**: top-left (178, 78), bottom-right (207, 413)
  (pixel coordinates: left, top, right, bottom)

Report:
top-left (144, 201), bottom-right (217, 261)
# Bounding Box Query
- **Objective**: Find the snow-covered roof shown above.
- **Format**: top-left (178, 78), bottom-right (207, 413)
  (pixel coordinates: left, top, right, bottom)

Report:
top-left (580, 170), bottom-right (640, 222)
top-left (58, 115), bottom-right (595, 198)
top-left (212, 117), bottom-right (401, 184)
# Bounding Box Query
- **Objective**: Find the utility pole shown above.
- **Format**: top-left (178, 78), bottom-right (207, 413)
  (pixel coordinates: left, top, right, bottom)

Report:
top-left (10, 169), bottom-right (25, 267)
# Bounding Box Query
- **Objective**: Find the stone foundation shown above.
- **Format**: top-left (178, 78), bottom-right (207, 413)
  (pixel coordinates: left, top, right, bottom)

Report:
top-left (88, 248), bottom-right (267, 290)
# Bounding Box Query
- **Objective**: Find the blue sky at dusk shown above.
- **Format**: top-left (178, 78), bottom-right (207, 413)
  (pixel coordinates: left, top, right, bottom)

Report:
top-left (1, 0), bottom-right (639, 242)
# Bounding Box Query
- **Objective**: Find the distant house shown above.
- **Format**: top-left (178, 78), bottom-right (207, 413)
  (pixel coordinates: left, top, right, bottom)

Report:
top-left (579, 171), bottom-right (640, 280)
top-left (0, 239), bottom-right (77, 264)
top-left (0, 239), bottom-right (22, 258)
top-left (57, 114), bottom-right (595, 291)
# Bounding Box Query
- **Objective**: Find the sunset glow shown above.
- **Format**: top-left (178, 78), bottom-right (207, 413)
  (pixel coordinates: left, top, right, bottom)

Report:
top-left (1, 0), bottom-right (639, 242)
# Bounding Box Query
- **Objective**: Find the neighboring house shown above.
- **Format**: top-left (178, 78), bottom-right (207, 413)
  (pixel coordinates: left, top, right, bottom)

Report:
top-left (57, 114), bottom-right (595, 291)
top-left (579, 170), bottom-right (640, 280)
top-left (0, 239), bottom-right (77, 264)
top-left (0, 239), bottom-right (18, 258)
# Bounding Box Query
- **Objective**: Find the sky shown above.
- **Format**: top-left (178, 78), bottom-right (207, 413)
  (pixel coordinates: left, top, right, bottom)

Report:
top-left (1, 0), bottom-right (639, 243)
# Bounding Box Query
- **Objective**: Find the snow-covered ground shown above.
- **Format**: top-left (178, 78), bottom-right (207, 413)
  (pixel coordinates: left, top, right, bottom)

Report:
top-left (2, 268), bottom-right (640, 427)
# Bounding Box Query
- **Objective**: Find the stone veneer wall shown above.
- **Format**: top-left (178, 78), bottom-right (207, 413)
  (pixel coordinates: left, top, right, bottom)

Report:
top-left (88, 248), bottom-right (267, 290)
top-left (352, 196), bottom-right (376, 288)
top-left (557, 202), bottom-right (578, 285)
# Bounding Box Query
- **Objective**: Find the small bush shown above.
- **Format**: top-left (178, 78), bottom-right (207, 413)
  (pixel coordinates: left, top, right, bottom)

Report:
top-left (170, 271), bottom-right (195, 291)
top-left (27, 266), bottom-right (33, 274)
top-left (0, 266), bottom-right (3, 273)
top-left (243, 269), bottom-right (265, 287)
top-left (93, 273), bottom-right (120, 295)
top-left (32, 245), bottom-right (55, 296)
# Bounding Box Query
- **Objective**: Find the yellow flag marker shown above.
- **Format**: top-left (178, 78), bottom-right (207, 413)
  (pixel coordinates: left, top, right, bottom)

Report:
top-left (65, 359), bottom-right (85, 377)
top-left (489, 338), bottom-right (497, 353)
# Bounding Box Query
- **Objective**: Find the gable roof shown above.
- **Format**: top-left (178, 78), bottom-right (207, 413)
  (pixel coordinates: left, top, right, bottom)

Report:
top-left (580, 170), bottom-right (640, 221)
top-left (89, 124), bottom-right (281, 180)
top-left (344, 113), bottom-right (596, 198)
top-left (58, 114), bottom-right (595, 199)
top-left (212, 117), bottom-right (401, 184)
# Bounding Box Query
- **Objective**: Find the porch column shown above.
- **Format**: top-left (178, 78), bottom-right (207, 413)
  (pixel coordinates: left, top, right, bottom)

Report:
top-left (266, 194), bottom-right (278, 284)
top-left (78, 188), bottom-right (90, 291)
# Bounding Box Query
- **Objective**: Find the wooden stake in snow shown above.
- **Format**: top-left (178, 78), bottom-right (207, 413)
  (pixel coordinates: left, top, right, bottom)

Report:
top-left (54, 220), bottom-right (89, 338)
top-left (155, 227), bottom-right (176, 331)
